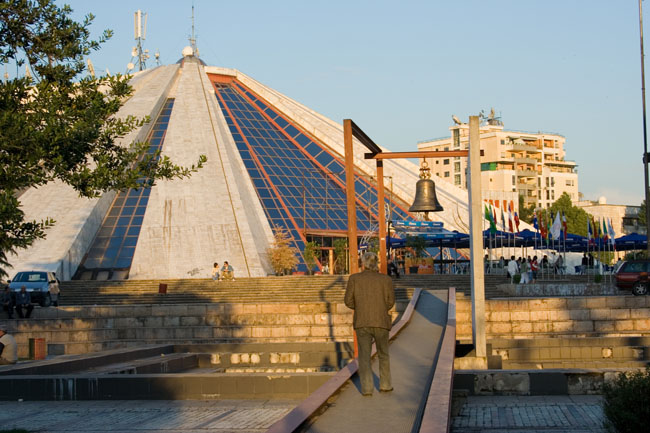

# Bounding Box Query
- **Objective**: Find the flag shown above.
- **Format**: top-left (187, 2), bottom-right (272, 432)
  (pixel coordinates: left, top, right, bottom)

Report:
top-left (507, 202), bottom-right (514, 233)
top-left (539, 212), bottom-right (547, 239)
top-left (562, 212), bottom-right (568, 240)
top-left (492, 205), bottom-right (498, 230)
top-left (602, 218), bottom-right (608, 242)
top-left (551, 211), bottom-right (562, 240)
top-left (546, 216), bottom-right (552, 241)
top-left (514, 210), bottom-right (520, 233)
top-left (587, 217), bottom-right (593, 245)
top-left (608, 218), bottom-right (616, 247)
top-left (501, 207), bottom-right (507, 232)
top-left (533, 213), bottom-right (538, 231)
top-left (485, 204), bottom-right (496, 234)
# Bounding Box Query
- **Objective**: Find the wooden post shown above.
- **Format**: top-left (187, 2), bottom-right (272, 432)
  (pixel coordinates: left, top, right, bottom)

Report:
top-left (344, 119), bottom-right (359, 274)
top-left (377, 161), bottom-right (387, 274)
top-left (468, 116), bottom-right (487, 359)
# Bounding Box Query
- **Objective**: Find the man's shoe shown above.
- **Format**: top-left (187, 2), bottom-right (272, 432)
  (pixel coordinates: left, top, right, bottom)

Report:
top-left (379, 387), bottom-right (393, 393)
top-left (362, 392), bottom-right (373, 397)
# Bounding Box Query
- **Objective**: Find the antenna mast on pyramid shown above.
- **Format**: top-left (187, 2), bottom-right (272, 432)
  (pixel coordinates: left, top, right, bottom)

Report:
top-left (132, 10), bottom-right (149, 71)
top-left (189, 4), bottom-right (199, 57)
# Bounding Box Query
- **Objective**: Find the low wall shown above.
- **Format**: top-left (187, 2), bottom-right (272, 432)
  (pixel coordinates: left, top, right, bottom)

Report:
top-left (454, 369), bottom-right (629, 396)
top-left (457, 295), bottom-right (650, 341)
top-left (0, 302), bottom-right (366, 358)
top-left (499, 283), bottom-right (620, 297)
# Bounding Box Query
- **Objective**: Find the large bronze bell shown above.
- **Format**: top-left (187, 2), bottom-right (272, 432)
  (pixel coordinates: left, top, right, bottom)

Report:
top-left (409, 161), bottom-right (444, 213)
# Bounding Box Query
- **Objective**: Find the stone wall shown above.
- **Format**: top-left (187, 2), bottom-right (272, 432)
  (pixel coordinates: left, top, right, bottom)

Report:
top-left (457, 296), bottom-right (650, 341)
top-left (3, 302), bottom-right (362, 358)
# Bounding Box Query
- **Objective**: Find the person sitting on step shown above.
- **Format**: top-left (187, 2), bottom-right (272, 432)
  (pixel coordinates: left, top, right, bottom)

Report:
top-left (220, 261), bottom-right (235, 281)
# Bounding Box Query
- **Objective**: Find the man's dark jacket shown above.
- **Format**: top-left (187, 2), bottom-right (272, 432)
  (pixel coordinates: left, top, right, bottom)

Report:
top-left (15, 291), bottom-right (31, 306)
top-left (344, 269), bottom-right (395, 330)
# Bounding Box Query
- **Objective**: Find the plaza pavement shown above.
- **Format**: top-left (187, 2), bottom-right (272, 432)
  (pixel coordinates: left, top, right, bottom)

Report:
top-left (0, 395), bottom-right (606, 433)
top-left (451, 395), bottom-right (606, 433)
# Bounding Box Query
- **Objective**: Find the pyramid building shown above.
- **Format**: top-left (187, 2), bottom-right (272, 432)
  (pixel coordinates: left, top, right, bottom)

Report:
top-left (9, 49), bottom-right (477, 280)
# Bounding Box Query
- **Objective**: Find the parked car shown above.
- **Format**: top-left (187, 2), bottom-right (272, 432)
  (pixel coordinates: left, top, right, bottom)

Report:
top-left (615, 260), bottom-right (650, 296)
top-left (8, 271), bottom-right (60, 307)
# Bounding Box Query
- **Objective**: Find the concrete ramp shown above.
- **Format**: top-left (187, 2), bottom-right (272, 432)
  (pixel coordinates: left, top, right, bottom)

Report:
top-left (300, 289), bottom-right (448, 433)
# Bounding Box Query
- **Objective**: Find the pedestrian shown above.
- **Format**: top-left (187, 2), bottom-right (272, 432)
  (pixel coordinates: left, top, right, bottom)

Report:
top-left (520, 258), bottom-right (529, 284)
top-left (387, 259), bottom-right (400, 278)
top-left (49, 276), bottom-right (60, 307)
top-left (15, 286), bottom-right (34, 319)
top-left (581, 253), bottom-right (588, 275)
top-left (531, 256), bottom-right (539, 283)
top-left (211, 262), bottom-right (220, 281)
top-left (220, 261), bottom-right (235, 281)
top-left (0, 325), bottom-right (18, 365)
top-left (2, 286), bottom-right (13, 319)
top-left (507, 255), bottom-right (518, 283)
top-left (344, 251), bottom-right (395, 396)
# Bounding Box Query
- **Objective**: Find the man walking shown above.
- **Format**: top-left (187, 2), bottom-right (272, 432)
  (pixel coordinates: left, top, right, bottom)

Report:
top-left (344, 252), bottom-right (395, 396)
top-left (0, 326), bottom-right (18, 365)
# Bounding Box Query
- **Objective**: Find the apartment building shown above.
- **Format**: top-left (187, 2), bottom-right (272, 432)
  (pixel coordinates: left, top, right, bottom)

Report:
top-left (417, 115), bottom-right (579, 209)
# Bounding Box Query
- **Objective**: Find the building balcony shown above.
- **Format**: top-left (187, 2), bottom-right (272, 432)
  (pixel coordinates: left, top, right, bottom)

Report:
top-left (516, 169), bottom-right (537, 177)
top-left (507, 142), bottom-right (539, 153)
top-left (516, 182), bottom-right (536, 190)
top-left (513, 157), bottom-right (538, 165)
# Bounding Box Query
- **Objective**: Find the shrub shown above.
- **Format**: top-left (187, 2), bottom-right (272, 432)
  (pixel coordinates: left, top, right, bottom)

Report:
top-left (303, 241), bottom-right (318, 275)
top-left (267, 226), bottom-right (299, 275)
top-left (602, 367), bottom-right (650, 433)
top-left (512, 274), bottom-right (521, 284)
top-left (594, 274), bottom-right (603, 283)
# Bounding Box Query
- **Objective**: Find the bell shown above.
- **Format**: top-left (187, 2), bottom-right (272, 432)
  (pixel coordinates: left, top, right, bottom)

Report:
top-left (409, 161), bottom-right (444, 213)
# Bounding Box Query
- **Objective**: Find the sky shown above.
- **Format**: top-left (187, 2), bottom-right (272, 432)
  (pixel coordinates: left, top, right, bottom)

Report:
top-left (8, 0), bottom-right (648, 205)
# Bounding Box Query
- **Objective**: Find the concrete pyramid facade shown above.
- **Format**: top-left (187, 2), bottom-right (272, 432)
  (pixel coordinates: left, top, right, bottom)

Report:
top-left (9, 54), bottom-right (478, 280)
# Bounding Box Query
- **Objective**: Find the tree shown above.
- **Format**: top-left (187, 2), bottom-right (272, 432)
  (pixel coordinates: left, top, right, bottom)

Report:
top-left (538, 192), bottom-right (591, 237)
top-left (267, 226), bottom-right (299, 275)
top-left (518, 194), bottom-right (536, 223)
top-left (303, 241), bottom-right (318, 275)
top-left (333, 238), bottom-right (348, 274)
top-left (0, 1), bottom-right (205, 277)
top-left (639, 199), bottom-right (646, 228)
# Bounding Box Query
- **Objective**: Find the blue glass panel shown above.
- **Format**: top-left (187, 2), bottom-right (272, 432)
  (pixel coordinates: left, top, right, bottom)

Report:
top-left (284, 125), bottom-right (299, 138)
top-left (125, 198), bottom-right (138, 206)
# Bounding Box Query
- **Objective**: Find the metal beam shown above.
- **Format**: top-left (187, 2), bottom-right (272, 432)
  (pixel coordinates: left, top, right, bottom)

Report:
top-left (364, 150), bottom-right (480, 159)
top-left (344, 119), bottom-right (359, 274)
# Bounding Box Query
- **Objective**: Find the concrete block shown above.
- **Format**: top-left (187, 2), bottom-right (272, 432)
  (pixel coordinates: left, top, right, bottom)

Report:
top-left (590, 308), bottom-right (610, 320)
top-left (510, 311), bottom-right (530, 321)
top-left (251, 327), bottom-right (271, 338)
top-left (511, 322), bottom-right (533, 334)
top-left (615, 320), bottom-right (634, 331)
top-left (609, 309), bottom-right (631, 320)
top-left (634, 319), bottom-right (650, 331)
top-left (180, 316), bottom-right (201, 327)
top-left (572, 321), bottom-right (594, 332)
top-left (586, 298), bottom-right (607, 309)
top-left (310, 326), bottom-right (331, 337)
top-left (456, 300), bottom-right (471, 312)
top-left (333, 326), bottom-right (352, 337)
top-left (270, 327), bottom-right (287, 338)
top-left (489, 311), bottom-right (510, 322)
top-left (488, 322), bottom-right (512, 334)
top-left (548, 310), bottom-right (571, 321)
top-left (193, 327), bottom-right (212, 339)
top-left (299, 304), bottom-right (329, 314)
top-left (213, 327), bottom-right (232, 338)
top-left (288, 326), bottom-right (310, 337)
top-left (553, 321), bottom-right (573, 333)
top-left (163, 316), bottom-right (181, 327)
top-left (569, 309), bottom-right (590, 320)
top-left (532, 322), bottom-right (553, 333)
top-left (631, 308), bottom-right (650, 319)
top-left (332, 314), bottom-right (352, 325)
top-left (186, 305), bottom-right (206, 316)
top-left (262, 304), bottom-right (299, 314)
top-left (231, 327), bottom-right (251, 338)
top-left (144, 317), bottom-right (164, 328)
top-left (606, 297), bottom-right (627, 308)
top-left (530, 311), bottom-right (549, 321)
top-left (594, 321), bottom-right (616, 332)
top-left (625, 296), bottom-right (646, 308)
top-left (335, 303), bottom-right (352, 314)
top-left (507, 300), bottom-right (529, 311)
top-left (287, 315), bottom-right (316, 325)
top-left (567, 298), bottom-right (587, 309)
top-left (490, 300), bottom-right (511, 311)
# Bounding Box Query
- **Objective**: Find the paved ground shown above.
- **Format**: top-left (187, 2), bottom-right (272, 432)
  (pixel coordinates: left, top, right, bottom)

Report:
top-left (0, 395), bottom-right (607, 432)
top-left (0, 399), bottom-right (298, 433)
top-left (451, 395), bottom-right (606, 433)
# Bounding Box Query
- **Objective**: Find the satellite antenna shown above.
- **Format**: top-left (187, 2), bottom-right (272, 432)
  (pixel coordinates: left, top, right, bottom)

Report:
top-left (131, 10), bottom-right (149, 71)
top-left (452, 114), bottom-right (462, 125)
top-left (87, 58), bottom-right (95, 77)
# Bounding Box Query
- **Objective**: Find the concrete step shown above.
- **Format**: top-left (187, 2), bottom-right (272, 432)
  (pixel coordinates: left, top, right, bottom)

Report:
top-left (502, 359), bottom-right (650, 369)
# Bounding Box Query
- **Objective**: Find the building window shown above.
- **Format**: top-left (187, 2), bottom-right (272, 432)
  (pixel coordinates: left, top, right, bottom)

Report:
top-left (500, 139), bottom-right (505, 145)
top-left (444, 146), bottom-right (449, 151)
top-left (546, 177), bottom-right (549, 187)
top-left (566, 180), bottom-right (573, 186)
top-left (512, 175), bottom-right (515, 186)
top-left (546, 190), bottom-right (550, 200)
top-left (453, 129), bottom-right (460, 147)
top-left (551, 177), bottom-right (555, 187)
top-left (454, 174), bottom-right (461, 185)
top-left (444, 171), bottom-right (450, 178)
top-left (435, 160), bottom-right (439, 164)
top-left (551, 190), bottom-right (555, 200)
top-left (454, 162), bottom-right (461, 171)
top-left (444, 159), bottom-right (450, 165)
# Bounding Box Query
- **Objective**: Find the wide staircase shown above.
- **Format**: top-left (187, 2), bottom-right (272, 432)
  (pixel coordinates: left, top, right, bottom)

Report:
top-left (58, 274), bottom-right (514, 306)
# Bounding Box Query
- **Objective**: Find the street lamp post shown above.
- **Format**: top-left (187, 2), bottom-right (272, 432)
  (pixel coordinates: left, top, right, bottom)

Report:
top-left (640, 0), bottom-right (650, 251)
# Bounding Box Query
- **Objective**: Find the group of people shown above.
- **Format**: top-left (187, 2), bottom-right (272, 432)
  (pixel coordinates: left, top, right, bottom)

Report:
top-left (504, 254), bottom-right (563, 283)
top-left (211, 261), bottom-right (235, 281)
top-left (2, 286), bottom-right (36, 319)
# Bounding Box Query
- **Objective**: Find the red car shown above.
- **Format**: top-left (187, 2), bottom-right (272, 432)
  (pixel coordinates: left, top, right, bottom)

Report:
top-left (615, 260), bottom-right (650, 296)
